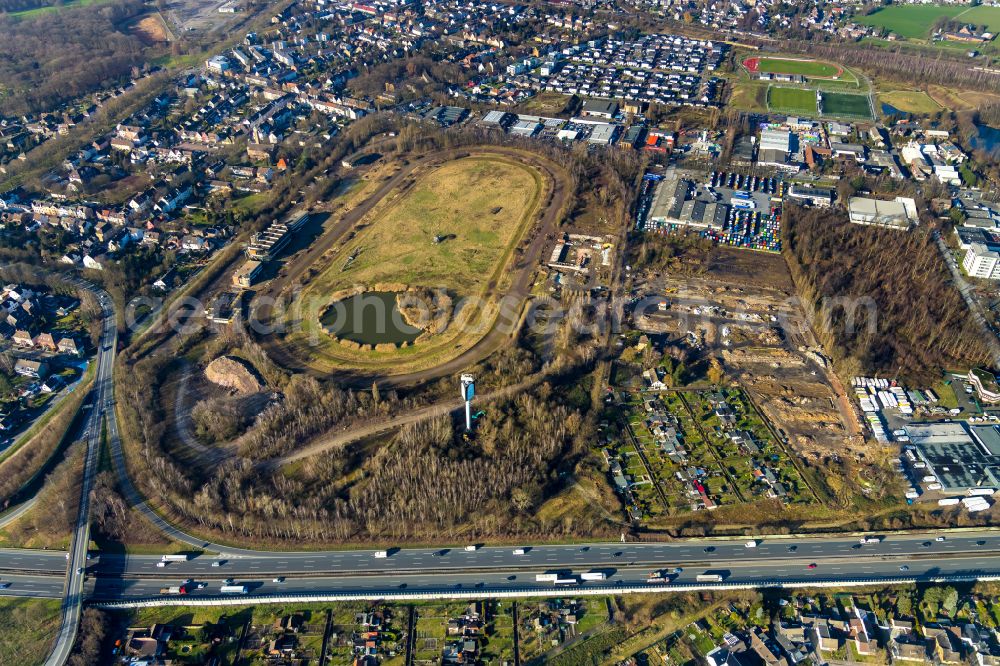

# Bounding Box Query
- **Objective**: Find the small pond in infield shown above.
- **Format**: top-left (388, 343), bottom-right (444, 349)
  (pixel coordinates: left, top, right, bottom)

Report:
top-left (320, 291), bottom-right (422, 346)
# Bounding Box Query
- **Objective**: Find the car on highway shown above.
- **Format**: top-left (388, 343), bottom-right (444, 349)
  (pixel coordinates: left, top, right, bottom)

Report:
top-left (513, 548), bottom-right (526, 555)
top-left (273, 577), bottom-right (285, 583)
top-left (223, 578), bottom-right (234, 585)
top-left (704, 546), bottom-right (715, 553)
top-left (0, 583), bottom-right (10, 589)
top-left (197, 583), bottom-right (207, 589)
top-left (787, 545), bottom-right (797, 552)
top-left (899, 565), bottom-right (910, 571)
top-left (922, 541), bottom-right (932, 547)
top-left (935, 536), bottom-right (946, 542)
top-left (807, 563), bottom-right (817, 569)
top-left (978, 540), bottom-right (987, 546)
top-left (76, 567), bottom-right (83, 574)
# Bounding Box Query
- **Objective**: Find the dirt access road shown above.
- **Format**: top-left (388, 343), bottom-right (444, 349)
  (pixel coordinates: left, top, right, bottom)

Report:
top-left (252, 145), bottom-right (572, 389)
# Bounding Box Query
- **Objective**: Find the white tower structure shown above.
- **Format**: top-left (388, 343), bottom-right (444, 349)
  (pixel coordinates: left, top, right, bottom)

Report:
top-left (460, 374), bottom-right (475, 431)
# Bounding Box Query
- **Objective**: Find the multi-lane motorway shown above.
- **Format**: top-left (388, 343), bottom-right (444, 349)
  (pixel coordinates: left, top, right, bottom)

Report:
top-left (1, 531), bottom-right (1000, 603)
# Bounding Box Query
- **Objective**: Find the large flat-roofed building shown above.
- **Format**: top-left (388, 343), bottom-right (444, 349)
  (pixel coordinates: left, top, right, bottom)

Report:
top-left (646, 172), bottom-right (727, 230)
top-left (648, 175), bottom-right (689, 225)
top-left (848, 196), bottom-right (918, 229)
top-left (581, 98), bottom-right (619, 119)
top-left (906, 421), bottom-right (1000, 493)
top-left (787, 185), bottom-right (834, 207)
top-left (759, 129), bottom-right (791, 153)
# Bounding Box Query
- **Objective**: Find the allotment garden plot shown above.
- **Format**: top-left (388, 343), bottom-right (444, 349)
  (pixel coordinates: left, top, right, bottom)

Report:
top-left (608, 387), bottom-right (814, 525)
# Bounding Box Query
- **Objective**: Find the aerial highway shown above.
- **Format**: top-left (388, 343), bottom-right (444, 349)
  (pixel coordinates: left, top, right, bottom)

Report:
top-left (3, 552), bottom-right (1000, 606)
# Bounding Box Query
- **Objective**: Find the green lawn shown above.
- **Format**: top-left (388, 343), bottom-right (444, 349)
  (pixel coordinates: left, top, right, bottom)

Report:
top-left (956, 6), bottom-right (1000, 33)
top-left (755, 58), bottom-right (841, 78)
top-left (768, 86), bottom-right (818, 114)
top-left (856, 5), bottom-right (966, 39)
top-left (821, 91), bottom-right (873, 118)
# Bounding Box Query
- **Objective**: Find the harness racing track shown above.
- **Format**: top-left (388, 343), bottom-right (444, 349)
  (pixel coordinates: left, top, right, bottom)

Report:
top-left (254, 146), bottom-right (571, 387)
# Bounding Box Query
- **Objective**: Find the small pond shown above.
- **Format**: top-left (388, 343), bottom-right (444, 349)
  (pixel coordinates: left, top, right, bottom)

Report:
top-left (321, 291), bottom-right (422, 346)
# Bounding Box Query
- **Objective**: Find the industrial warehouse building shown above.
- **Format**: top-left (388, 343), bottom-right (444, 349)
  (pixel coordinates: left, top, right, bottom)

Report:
top-left (647, 173), bottom-right (728, 230)
top-left (905, 421), bottom-right (1000, 493)
top-left (848, 196), bottom-right (918, 229)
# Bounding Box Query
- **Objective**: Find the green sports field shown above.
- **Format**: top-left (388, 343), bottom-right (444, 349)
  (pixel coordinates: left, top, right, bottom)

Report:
top-left (768, 86), bottom-right (817, 115)
top-left (821, 91), bottom-right (872, 119)
top-left (754, 58), bottom-right (841, 78)
top-left (857, 4), bottom-right (1000, 40)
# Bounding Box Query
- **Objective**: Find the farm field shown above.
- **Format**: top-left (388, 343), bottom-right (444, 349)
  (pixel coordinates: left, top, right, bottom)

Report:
top-left (855, 5), bottom-right (966, 39)
top-left (767, 86), bottom-right (817, 114)
top-left (878, 90), bottom-right (941, 115)
top-left (857, 4), bottom-right (1000, 40)
top-left (821, 91), bottom-right (873, 118)
top-left (276, 151), bottom-right (548, 375)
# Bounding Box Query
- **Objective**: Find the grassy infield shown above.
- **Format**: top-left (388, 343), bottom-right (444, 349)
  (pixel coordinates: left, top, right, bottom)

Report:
top-left (279, 153), bottom-right (545, 375)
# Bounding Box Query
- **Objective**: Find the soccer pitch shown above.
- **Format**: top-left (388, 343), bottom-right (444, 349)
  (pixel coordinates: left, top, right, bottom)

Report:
top-left (768, 86), bottom-right (818, 115)
top-left (821, 91), bottom-right (873, 119)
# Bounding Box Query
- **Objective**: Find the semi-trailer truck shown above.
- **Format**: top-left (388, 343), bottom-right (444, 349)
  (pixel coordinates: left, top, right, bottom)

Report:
top-left (535, 574), bottom-right (559, 582)
top-left (858, 536), bottom-right (882, 544)
top-left (220, 585), bottom-right (248, 594)
top-left (159, 586), bottom-right (187, 595)
top-left (161, 554), bottom-right (189, 562)
top-left (696, 573), bottom-right (725, 582)
top-left (580, 572), bottom-right (607, 581)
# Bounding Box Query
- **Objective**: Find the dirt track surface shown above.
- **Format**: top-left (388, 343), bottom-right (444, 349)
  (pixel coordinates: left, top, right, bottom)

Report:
top-left (252, 145), bottom-right (572, 389)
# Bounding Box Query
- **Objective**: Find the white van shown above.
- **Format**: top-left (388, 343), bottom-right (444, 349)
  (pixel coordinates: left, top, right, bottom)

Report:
top-left (513, 548), bottom-right (526, 555)
top-left (374, 550), bottom-right (388, 559)
top-left (745, 540), bottom-right (758, 548)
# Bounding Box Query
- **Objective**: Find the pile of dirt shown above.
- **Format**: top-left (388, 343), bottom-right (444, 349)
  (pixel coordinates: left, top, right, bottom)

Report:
top-left (204, 356), bottom-right (265, 394)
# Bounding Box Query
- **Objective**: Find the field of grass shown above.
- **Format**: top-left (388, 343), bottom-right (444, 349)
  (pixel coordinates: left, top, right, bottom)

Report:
top-left (4, 0), bottom-right (110, 18)
top-left (821, 91), bottom-right (873, 118)
top-left (767, 86), bottom-right (817, 115)
top-left (956, 5), bottom-right (1000, 33)
top-left (0, 597), bottom-right (61, 665)
top-left (878, 90), bottom-right (942, 115)
top-left (279, 152), bottom-right (546, 374)
top-left (856, 5), bottom-right (966, 39)
top-left (728, 82), bottom-right (768, 112)
top-left (754, 57), bottom-right (841, 78)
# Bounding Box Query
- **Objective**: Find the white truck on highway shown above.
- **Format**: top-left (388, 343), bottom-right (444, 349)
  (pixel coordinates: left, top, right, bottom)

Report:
top-left (161, 554), bottom-right (189, 562)
top-left (580, 572), bottom-right (607, 581)
top-left (696, 573), bottom-right (726, 582)
top-left (373, 551), bottom-right (388, 559)
top-left (744, 540), bottom-right (758, 548)
top-left (535, 574), bottom-right (559, 582)
top-left (513, 548), bottom-right (526, 555)
top-left (858, 536), bottom-right (882, 544)
top-left (465, 545), bottom-right (478, 552)
top-left (220, 585), bottom-right (248, 594)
